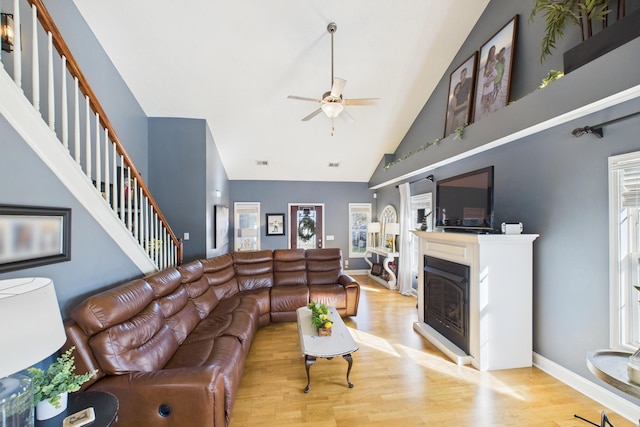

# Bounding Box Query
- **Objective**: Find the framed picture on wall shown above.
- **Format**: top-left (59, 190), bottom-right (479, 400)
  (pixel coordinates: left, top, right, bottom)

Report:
top-left (444, 52), bottom-right (477, 138)
top-left (266, 213), bottom-right (285, 236)
top-left (0, 205), bottom-right (71, 273)
top-left (214, 205), bottom-right (229, 249)
top-left (473, 15), bottom-right (518, 122)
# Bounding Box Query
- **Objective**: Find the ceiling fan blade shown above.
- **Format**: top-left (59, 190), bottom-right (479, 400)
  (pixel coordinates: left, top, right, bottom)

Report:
top-left (340, 108), bottom-right (354, 123)
top-left (330, 78), bottom-right (346, 98)
top-left (301, 108), bottom-right (323, 121)
top-left (288, 95), bottom-right (322, 103)
top-left (344, 98), bottom-right (379, 106)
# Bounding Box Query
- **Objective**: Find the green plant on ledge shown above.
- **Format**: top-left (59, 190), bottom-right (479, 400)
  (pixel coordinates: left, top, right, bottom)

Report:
top-left (27, 347), bottom-right (97, 408)
top-left (530, 0), bottom-right (611, 63)
top-left (308, 301), bottom-right (333, 330)
top-left (539, 69), bottom-right (565, 88)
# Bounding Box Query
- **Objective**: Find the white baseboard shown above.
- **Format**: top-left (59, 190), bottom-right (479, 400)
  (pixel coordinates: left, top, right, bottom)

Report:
top-left (533, 352), bottom-right (640, 423)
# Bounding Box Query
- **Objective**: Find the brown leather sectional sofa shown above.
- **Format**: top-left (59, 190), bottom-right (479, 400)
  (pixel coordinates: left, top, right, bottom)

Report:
top-left (63, 248), bottom-right (360, 427)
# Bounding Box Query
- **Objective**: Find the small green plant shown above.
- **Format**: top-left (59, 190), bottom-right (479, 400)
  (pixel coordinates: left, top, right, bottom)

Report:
top-left (453, 123), bottom-right (467, 140)
top-left (539, 70), bottom-right (565, 88)
top-left (530, 0), bottom-right (610, 63)
top-left (27, 347), bottom-right (97, 408)
top-left (308, 301), bottom-right (333, 329)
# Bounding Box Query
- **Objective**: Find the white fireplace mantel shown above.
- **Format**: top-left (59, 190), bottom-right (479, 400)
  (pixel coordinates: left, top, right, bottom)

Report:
top-left (412, 231), bottom-right (539, 371)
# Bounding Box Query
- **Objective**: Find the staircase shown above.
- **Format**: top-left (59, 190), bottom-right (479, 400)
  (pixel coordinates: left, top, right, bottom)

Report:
top-left (0, 0), bottom-right (182, 273)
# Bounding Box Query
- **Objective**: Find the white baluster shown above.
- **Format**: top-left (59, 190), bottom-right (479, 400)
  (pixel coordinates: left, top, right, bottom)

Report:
top-left (47, 32), bottom-right (54, 129)
top-left (31, 4), bottom-right (39, 111)
top-left (73, 77), bottom-right (80, 163)
top-left (12, 0), bottom-right (21, 88)
top-left (144, 198), bottom-right (150, 256)
top-left (138, 187), bottom-right (144, 247)
top-left (163, 229), bottom-right (169, 270)
top-left (104, 129), bottom-right (110, 204)
top-left (154, 212), bottom-right (159, 267)
top-left (112, 144), bottom-right (117, 210)
top-left (150, 205), bottom-right (156, 264)
top-left (131, 176), bottom-right (137, 236)
top-left (119, 157), bottom-right (125, 220)
top-left (61, 56), bottom-right (68, 149)
top-left (95, 113), bottom-right (101, 195)
top-left (126, 167), bottom-right (132, 232)
top-left (85, 95), bottom-right (91, 178)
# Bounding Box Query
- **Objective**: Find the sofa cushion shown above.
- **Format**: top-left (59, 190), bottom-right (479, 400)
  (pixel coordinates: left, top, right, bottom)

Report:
top-left (232, 250), bottom-right (273, 292)
top-left (179, 260), bottom-right (220, 319)
top-left (146, 268), bottom-right (201, 344)
top-left (201, 255), bottom-right (240, 300)
top-left (306, 248), bottom-right (343, 285)
top-left (274, 249), bottom-right (307, 286)
top-left (89, 300), bottom-right (179, 374)
top-left (71, 279), bottom-right (156, 336)
top-left (308, 284), bottom-right (347, 310)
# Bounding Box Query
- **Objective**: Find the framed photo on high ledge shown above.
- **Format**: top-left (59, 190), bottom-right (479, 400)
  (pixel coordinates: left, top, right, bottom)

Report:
top-left (266, 213), bottom-right (285, 236)
top-left (0, 205), bottom-right (71, 273)
top-left (473, 15), bottom-right (518, 122)
top-left (444, 52), bottom-right (477, 138)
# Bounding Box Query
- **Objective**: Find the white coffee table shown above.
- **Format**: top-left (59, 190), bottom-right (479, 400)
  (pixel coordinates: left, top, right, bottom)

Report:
top-left (296, 305), bottom-right (358, 393)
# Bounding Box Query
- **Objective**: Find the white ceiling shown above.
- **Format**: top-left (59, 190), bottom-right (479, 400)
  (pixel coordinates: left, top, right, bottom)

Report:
top-left (72, 0), bottom-right (489, 182)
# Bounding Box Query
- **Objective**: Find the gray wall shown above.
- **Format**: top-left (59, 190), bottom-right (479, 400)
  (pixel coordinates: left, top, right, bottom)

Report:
top-left (0, 115), bottom-right (143, 318)
top-left (148, 117), bottom-right (229, 262)
top-left (370, 0), bottom-right (640, 405)
top-left (230, 181), bottom-right (374, 270)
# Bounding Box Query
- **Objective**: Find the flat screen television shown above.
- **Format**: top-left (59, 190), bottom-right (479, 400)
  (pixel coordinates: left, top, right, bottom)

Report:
top-left (435, 166), bottom-right (494, 232)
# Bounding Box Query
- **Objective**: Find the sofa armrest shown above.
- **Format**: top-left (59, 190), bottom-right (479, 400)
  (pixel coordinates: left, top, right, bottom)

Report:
top-left (89, 366), bottom-right (226, 427)
top-left (338, 275), bottom-right (360, 316)
top-left (339, 274), bottom-right (358, 288)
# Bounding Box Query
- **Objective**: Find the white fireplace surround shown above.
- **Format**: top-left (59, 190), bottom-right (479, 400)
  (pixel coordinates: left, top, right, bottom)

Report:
top-left (413, 231), bottom-right (539, 371)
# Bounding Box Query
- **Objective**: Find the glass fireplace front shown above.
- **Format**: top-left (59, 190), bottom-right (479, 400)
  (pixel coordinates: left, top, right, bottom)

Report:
top-left (424, 255), bottom-right (470, 354)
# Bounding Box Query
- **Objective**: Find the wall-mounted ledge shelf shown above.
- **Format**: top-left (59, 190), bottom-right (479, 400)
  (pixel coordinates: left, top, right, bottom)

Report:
top-left (369, 37), bottom-right (640, 190)
top-left (364, 247), bottom-right (399, 289)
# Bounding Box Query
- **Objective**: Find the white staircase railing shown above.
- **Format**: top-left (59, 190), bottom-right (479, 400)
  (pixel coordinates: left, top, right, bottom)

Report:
top-left (0, 0), bottom-right (182, 269)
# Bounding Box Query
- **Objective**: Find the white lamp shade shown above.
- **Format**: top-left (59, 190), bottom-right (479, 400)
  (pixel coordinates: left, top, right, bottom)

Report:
top-left (367, 222), bottom-right (381, 233)
top-left (0, 278), bottom-right (65, 378)
top-left (386, 222), bottom-right (400, 235)
top-left (321, 102), bottom-right (344, 118)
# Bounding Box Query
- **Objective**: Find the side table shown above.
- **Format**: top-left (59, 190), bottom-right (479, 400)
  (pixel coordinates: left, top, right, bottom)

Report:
top-left (36, 391), bottom-right (118, 427)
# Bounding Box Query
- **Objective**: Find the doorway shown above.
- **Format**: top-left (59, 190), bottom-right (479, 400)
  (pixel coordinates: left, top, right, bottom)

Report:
top-left (288, 204), bottom-right (324, 249)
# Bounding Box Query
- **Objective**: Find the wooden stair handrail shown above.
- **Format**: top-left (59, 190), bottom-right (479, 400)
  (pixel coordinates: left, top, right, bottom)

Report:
top-left (28, 0), bottom-right (182, 264)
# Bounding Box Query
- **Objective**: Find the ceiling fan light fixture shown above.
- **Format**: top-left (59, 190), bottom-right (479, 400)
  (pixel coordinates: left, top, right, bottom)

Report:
top-left (321, 102), bottom-right (344, 118)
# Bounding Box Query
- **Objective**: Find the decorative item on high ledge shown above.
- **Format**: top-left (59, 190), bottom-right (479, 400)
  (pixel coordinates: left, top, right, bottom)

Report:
top-left (27, 346), bottom-right (97, 420)
top-left (308, 301), bottom-right (333, 336)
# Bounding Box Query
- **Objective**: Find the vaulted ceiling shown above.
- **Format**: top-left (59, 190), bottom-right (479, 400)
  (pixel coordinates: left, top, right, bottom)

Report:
top-left (73, 0), bottom-right (490, 182)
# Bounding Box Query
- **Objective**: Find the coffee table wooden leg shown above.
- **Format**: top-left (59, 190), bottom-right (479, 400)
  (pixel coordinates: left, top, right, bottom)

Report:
top-left (304, 355), bottom-right (316, 393)
top-left (343, 353), bottom-right (354, 388)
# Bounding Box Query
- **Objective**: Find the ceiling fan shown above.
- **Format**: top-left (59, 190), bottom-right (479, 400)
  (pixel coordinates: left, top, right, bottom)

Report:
top-left (288, 22), bottom-right (378, 124)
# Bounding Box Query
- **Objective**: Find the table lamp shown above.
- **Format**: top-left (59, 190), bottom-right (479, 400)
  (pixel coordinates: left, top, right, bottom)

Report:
top-left (0, 278), bottom-right (66, 427)
top-left (385, 222), bottom-right (400, 253)
top-left (367, 222), bottom-right (380, 247)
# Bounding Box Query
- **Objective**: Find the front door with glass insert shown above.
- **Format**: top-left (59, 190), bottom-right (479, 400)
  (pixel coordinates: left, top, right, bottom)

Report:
top-left (289, 204), bottom-right (324, 249)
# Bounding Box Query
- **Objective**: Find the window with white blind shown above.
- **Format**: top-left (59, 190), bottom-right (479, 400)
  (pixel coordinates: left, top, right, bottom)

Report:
top-left (609, 151), bottom-right (640, 351)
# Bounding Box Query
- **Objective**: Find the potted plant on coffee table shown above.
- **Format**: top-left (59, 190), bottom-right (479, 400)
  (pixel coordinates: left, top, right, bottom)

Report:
top-left (27, 346), bottom-right (97, 420)
top-left (308, 301), bottom-right (333, 336)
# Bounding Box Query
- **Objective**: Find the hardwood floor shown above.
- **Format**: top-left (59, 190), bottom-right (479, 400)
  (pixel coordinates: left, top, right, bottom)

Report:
top-left (230, 275), bottom-right (634, 426)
